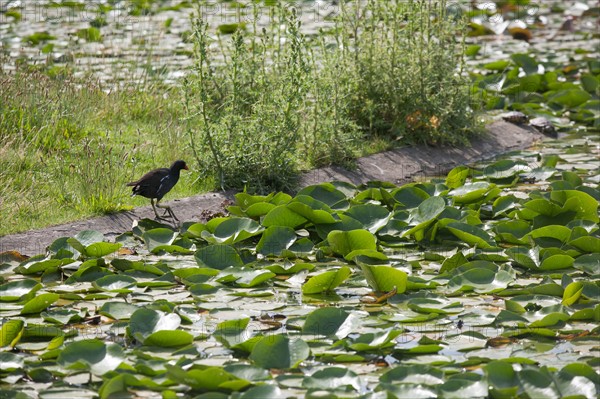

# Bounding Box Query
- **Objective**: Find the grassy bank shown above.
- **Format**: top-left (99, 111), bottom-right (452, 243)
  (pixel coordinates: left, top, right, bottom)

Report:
top-left (1, 0), bottom-right (476, 236)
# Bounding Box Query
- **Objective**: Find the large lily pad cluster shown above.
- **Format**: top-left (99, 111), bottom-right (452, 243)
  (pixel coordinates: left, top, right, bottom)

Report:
top-left (1, 138), bottom-right (599, 398)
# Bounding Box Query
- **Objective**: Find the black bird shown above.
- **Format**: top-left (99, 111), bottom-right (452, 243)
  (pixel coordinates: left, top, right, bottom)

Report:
top-left (127, 160), bottom-right (189, 221)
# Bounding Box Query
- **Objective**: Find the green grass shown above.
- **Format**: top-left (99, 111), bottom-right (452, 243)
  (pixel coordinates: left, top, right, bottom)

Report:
top-left (1, 0), bottom-right (477, 236)
top-left (0, 70), bottom-right (207, 236)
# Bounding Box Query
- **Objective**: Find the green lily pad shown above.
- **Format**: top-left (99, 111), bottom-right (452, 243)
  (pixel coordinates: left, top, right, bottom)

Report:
top-left (249, 335), bottom-right (309, 369)
top-left (302, 266), bottom-right (351, 295)
top-left (57, 339), bottom-right (125, 376)
top-left (20, 293), bottom-right (60, 315)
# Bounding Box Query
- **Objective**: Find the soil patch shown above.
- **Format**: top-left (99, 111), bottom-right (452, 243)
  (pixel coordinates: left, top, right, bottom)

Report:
top-left (0, 121), bottom-right (543, 255)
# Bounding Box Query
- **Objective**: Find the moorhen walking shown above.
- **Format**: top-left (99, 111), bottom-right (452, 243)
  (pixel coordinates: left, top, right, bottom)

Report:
top-left (127, 160), bottom-right (189, 221)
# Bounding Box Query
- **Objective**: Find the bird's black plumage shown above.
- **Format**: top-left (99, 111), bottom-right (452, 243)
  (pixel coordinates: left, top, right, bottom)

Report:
top-left (127, 160), bottom-right (188, 221)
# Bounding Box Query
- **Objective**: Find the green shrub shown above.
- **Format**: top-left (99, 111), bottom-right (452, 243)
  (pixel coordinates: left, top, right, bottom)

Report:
top-left (334, 0), bottom-right (475, 146)
top-left (184, 6), bottom-right (310, 193)
top-left (185, 1), bottom-right (476, 194)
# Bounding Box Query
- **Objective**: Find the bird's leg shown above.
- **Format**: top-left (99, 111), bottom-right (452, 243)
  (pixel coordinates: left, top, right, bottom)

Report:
top-left (150, 199), bottom-right (163, 220)
top-left (156, 201), bottom-right (179, 222)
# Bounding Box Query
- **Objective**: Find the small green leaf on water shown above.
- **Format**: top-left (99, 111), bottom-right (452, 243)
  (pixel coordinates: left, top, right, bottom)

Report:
top-left (0, 319), bottom-right (25, 348)
top-left (511, 53), bottom-right (538, 75)
top-left (465, 45), bottom-right (481, 57)
top-left (359, 264), bottom-right (407, 294)
top-left (57, 339), bottom-right (125, 375)
top-left (302, 266), bottom-right (351, 294)
top-left (194, 244), bottom-right (244, 270)
top-left (0, 279), bottom-right (42, 301)
top-left (143, 228), bottom-right (177, 251)
top-left (93, 275), bottom-right (137, 293)
top-left (143, 330), bottom-right (193, 347)
top-left (302, 307), bottom-right (356, 339)
top-left (562, 282), bottom-right (583, 306)
top-left (249, 334), bottom-right (309, 369)
top-left (446, 166), bottom-right (471, 188)
top-left (85, 242), bottom-right (122, 258)
top-left (20, 293), bottom-right (60, 315)
top-left (327, 229), bottom-right (377, 257)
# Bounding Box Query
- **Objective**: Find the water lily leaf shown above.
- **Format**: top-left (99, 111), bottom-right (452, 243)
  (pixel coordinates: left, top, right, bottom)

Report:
top-left (85, 242), bottom-right (122, 258)
top-left (99, 302), bottom-right (139, 320)
top-left (217, 267), bottom-right (275, 288)
top-left (527, 225), bottom-right (571, 246)
top-left (525, 167), bottom-right (556, 182)
top-left (392, 186), bottom-right (430, 208)
top-left (17, 258), bottom-right (65, 275)
top-left (194, 244), bottom-right (244, 270)
top-left (303, 367), bottom-right (361, 391)
top-left (265, 262), bottom-right (315, 275)
top-left (142, 228), bottom-right (177, 251)
top-left (445, 166), bottom-right (470, 189)
top-left (438, 378), bottom-right (488, 398)
top-left (551, 190), bottom-right (599, 223)
top-left (302, 307), bottom-right (359, 339)
top-left (242, 201), bottom-right (275, 218)
top-left (573, 254), bottom-right (600, 275)
top-left (485, 361), bottom-right (519, 397)
top-left (302, 266), bottom-right (351, 295)
top-left (287, 195), bottom-right (336, 224)
top-left (359, 264), bottom-right (407, 294)
top-left (41, 308), bottom-right (83, 325)
top-left (75, 230), bottom-right (105, 246)
top-left (167, 363), bottom-right (249, 392)
top-left (569, 236), bottom-right (600, 253)
top-left (256, 226), bottom-right (297, 256)
top-left (235, 385), bottom-right (281, 399)
top-left (129, 308), bottom-right (181, 343)
top-left (0, 352), bottom-right (24, 371)
top-left (403, 196), bottom-right (446, 241)
top-left (347, 328), bottom-right (402, 351)
top-left (539, 254), bottom-right (574, 270)
top-left (494, 220), bottom-right (530, 244)
top-left (449, 182), bottom-right (492, 204)
top-left (446, 222), bottom-right (495, 248)
top-left (529, 312), bottom-right (569, 328)
top-left (483, 160), bottom-right (528, 180)
top-left (262, 205), bottom-right (308, 229)
top-left (448, 267), bottom-right (514, 293)
top-left (202, 217), bottom-right (264, 244)
top-left (407, 297), bottom-right (463, 315)
top-left (315, 214), bottom-right (365, 240)
top-left (327, 229), bottom-right (377, 258)
top-left (440, 251), bottom-right (468, 274)
top-left (214, 318), bottom-right (252, 349)
top-left (249, 334), bottom-right (309, 369)
top-left (20, 293), bottom-right (60, 315)
top-left (0, 279), bottom-right (42, 301)
top-left (297, 183), bottom-right (348, 208)
top-left (143, 330), bottom-right (193, 347)
top-left (380, 364), bottom-right (444, 385)
top-left (562, 282), bottom-right (584, 306)
top-left (0, 319), bottom-right (24, 348)
top-left (548, 88), bottom-right (591, 108)
top-left (507, 246), bottom-right (541, 269)
top-left (57, 339), bottom-right (124, 375)
top-left (484, 60), bottom-right (511, 71)
top-left (511, 53), bottom-right (538, 75)
top-left (344, 204), bottom-right (391, 233)
top-left (93, 275), bottom-right (137, 293)
top-left (492, 195), bottom-right (519, 217)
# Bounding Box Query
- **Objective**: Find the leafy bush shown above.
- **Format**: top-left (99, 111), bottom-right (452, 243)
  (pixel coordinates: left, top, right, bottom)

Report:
top-left (185, 0), bottom-right (476, 193)
top-left (335, 0), bottom-right (475, 146)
